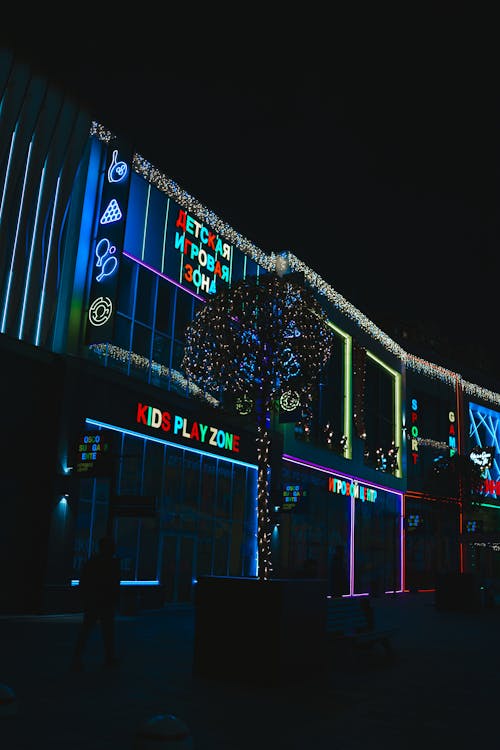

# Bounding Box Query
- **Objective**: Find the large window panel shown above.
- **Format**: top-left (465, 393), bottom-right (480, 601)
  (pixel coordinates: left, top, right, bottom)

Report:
top-left (123, 172), bottom-right (149, 258)
top-left (135, 266), bottom-right (156, 326)
top-left (137, 518), bottom-right (159, 580)
top-left (354, 490), bottom-right (401, 595)
top-left (118, 435), bottom-right (143, 496)
top-left (173, 289), bottom-right (194, 343)
top-left (116, 257), bottom-right (136, 318)
top-left (143, 440), bottom-right (165, 499)
top-left (155, 278), bottom-right (174, 335)
top-left (131, 322), bottom-right (152, 382)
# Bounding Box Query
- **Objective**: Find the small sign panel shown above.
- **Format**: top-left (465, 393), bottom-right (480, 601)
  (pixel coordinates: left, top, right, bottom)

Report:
top-left (280, 484), bottom-right (307, 511)
top-left (75, 431), bottom-right (112, 476)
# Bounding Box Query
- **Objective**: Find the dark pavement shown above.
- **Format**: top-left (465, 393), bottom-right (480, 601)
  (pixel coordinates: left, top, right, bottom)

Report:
top-left (0, 591), bottom-right (498, 749)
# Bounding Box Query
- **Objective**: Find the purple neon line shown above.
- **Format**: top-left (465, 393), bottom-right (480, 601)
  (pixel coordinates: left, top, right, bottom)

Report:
top-left (350, 494), bottom-right (355, 595)
top-left (282, 454), bottom-right (403, 496)
top-left (283, 453), bottom-right (404, 595)
top-left (123, 251), bottom-right (206, 302)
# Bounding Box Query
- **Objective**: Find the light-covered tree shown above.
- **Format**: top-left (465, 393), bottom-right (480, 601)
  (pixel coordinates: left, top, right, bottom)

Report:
top-left (182, 265), bottom-right (335, 580)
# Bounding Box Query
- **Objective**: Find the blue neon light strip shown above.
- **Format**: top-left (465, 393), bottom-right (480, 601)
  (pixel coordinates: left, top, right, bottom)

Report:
top-left (85, 418), bottom-right (258, 470)
top-left (71, 579), bottom-right (160, 587)
top-left (1, 139), bottom-right (33, 333)
top-left (19, 162), bottom-right (46, 339)
top-left (35, 174), bottom-right (61, 345)
top-left (0, 127), bottom-right (17, 228)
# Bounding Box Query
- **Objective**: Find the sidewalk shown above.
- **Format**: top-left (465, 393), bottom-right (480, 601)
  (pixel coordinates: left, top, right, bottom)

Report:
top-left (1, 592), bottom-right (499, 749)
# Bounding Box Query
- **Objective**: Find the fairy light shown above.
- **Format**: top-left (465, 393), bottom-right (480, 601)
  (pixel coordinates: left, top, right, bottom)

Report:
top-left (90, 122), bottom-right (500, 407)
top-left (182, 272), bottom-right (336, 580)
top-left (88, 343), bottom-right (219, 406)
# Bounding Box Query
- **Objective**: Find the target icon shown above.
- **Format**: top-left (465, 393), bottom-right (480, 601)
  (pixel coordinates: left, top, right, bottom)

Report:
top-left (88, 296), bottom-right (113, 327)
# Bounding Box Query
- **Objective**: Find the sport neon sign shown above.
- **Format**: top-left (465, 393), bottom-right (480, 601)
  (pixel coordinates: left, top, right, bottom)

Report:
top-left (136, 402), bottom-right (240, 453)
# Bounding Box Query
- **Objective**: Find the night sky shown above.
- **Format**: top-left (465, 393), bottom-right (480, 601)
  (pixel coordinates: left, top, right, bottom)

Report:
top-left (2, 24), bottom-right (498, 373)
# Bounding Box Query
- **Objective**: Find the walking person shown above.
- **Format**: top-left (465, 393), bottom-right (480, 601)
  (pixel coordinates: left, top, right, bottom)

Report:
top-left (71, 536), bottom-right (121, 671)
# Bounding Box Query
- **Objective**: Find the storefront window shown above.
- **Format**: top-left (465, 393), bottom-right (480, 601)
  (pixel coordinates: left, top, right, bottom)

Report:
top-left (354, 489), bottom-right (401, 595)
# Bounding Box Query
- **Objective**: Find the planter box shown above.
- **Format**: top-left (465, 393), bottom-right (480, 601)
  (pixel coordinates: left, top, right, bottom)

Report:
top-left (193, 576), bottom-right (327, 686)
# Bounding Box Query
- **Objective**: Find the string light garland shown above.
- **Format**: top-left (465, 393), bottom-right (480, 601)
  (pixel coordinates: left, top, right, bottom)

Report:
top-left (181, 271), bottom-right (336, 580)
top-left (88, 343), bottom-right (219, 406)
top-left (90, 123), bottom-right (500, 406)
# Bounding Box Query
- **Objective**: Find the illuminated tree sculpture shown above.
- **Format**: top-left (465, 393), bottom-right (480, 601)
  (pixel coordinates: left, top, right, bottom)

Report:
top-left (182, 263), bottom-right (335, 581)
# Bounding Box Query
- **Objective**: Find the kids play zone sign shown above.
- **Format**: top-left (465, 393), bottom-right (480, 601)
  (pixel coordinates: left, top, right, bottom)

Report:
top-left (136, 402), bottom-right (243, 457)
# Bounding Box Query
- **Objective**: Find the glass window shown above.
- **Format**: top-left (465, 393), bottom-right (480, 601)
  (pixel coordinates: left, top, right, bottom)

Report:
top-left (173, 289), bottom-right (194, 343)
top-left (123, 172), bottom-right (149, 259)
top-left (143, 440), bottom-right (165, 499)
top-left (155, 278), bottom-right (173, 335)
top-left (405, 497), bottom-right (460, 590)
top-left (137, 518), bottom-right (159, 580)
top-left (115, 517), bottom-right (139, 579)
top-left (354, 490), bottom-right (401, 595)
top-left (131, 321), bottom-right (152, 361)
top-left (364, 357), bottom-right (395, 470)
top-left (152, 332), bottom-right (171, 367)
top-left (114, 314), bottom-right (132, 351)
top-left (135, 266), bottom-right (156, 327)
top-left (118, 436), bottom-right (143, 496)
top-left (143, 190), bottom-right (170, 272)
top-left (116, 257), bottom-right (136, 318)
top-left (229, 465), bottom-right (245, 575)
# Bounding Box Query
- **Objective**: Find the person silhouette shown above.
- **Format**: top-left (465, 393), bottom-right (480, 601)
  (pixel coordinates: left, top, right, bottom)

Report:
top-left (71, 536), bottom-right (121, 671)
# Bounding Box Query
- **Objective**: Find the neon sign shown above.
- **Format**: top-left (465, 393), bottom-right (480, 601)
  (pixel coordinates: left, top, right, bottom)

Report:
top-left (410, 397), bottom-right (419, 465)
top-left (327, 474), bottom-right (377, 502)
top-left (136, 402), bottom-right (240, 453)
top-left (448, 410), bottom-right (456, 457)
top-left (86, 142), bottom-right (132, 344)
top-left (175, 209), bottom-right (232, 294)
top-left (74, 430), bottom-right (112, 476)
top-left (280, 484), bottom-right (307, 511)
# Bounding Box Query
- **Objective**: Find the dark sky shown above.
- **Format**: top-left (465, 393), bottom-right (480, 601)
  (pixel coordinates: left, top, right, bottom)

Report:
top-left (2, 25), bottom-right (498, 362)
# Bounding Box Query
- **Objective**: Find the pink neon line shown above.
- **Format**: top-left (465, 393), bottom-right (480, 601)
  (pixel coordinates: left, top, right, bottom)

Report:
top-left (282, 454), bottom-right (403, 496)
top-left (283, 453), bottom-right (405, 596)
top-left (350, 494), bottom-right (355, 595)
top-left (123, 251), bottom-right (206, 302)
top-left (401, 494), bottom-right (405, 592)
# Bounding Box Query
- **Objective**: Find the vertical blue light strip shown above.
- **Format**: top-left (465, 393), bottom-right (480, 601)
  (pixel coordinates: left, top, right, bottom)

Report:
top-left (1, 139), bottom-right (33, 333)
top-left (19, 162), bottom-right (46, 339)
top-left (141, 183), bottom-right (151, 261)
top-left (0, 127), bottom-right (17, 227)
top-left (35, 173), bottom-right (61, 346)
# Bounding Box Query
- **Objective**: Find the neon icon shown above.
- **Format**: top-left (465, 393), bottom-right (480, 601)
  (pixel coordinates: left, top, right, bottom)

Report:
top-left (94, 238), bottom-right (118, 282)
top-left (107, 150), bottom-right (128, 183)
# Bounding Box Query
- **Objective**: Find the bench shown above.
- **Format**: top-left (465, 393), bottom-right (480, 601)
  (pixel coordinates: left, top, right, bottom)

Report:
top-left (326, 595), bottom-right (397, 658)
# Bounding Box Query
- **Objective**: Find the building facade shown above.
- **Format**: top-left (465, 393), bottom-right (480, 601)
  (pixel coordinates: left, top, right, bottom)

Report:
top-left (1, 49), bottom-right (499, 613)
